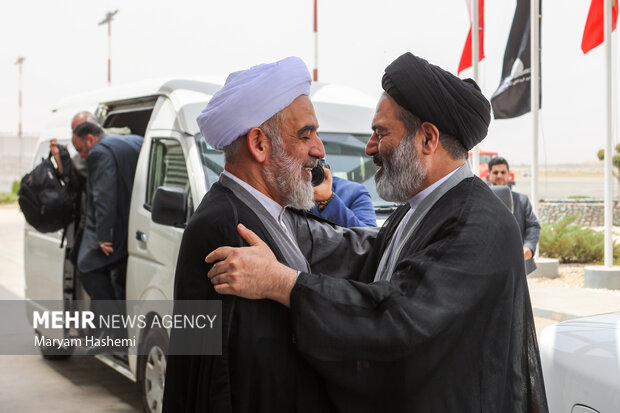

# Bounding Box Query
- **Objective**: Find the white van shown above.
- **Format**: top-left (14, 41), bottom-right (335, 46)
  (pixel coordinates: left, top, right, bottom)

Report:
top-left (24, 77), bottom-right (392, 412)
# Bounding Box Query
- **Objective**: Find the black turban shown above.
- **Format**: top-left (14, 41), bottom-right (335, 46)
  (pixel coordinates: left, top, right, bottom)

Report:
top-left (382, 52), bottom-right (491, 151)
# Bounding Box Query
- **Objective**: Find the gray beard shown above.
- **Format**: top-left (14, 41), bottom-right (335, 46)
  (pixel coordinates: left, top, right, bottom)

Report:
top-left (375, 134), bottom-right (427, 203)
top-left (265, 154), bottom-right (315, 210)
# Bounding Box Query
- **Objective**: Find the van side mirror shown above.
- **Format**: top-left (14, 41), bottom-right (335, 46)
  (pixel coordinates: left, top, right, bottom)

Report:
top-left (151, 186), bottom-right (187, 228)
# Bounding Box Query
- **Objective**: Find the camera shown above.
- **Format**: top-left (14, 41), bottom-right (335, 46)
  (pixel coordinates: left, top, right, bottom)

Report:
top-left (311, 158), bottom-right (330, 187)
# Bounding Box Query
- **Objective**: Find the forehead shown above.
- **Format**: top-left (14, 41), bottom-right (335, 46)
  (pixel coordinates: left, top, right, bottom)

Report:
top-left (372, 95), bottom-right (401, 129)
top-left (491, 163), bottom-right (508, 171)
top-left (281, 95), bottom-right (318, 129)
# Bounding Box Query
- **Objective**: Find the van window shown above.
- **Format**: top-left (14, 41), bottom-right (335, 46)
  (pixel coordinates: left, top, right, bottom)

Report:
top-left (102, 108), bottom-right (153, 137)
top-left (99, 95), bottom-right (158, 137)
top-left (195, 137), bottom-right (224, 188)
top-left (145, 138), bottom-right (190, 210)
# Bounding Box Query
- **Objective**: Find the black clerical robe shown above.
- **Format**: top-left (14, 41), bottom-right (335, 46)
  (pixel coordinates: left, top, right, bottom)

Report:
top-left (162, 182), bottom-right (335, 413)
top-left (289, 176), bottom-right (548, 412)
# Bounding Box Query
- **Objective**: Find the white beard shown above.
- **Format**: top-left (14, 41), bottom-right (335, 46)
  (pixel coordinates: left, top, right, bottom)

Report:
top-left (265, 147), bottom-right (316, 210)
top-left (375, 134), bottom-right (427, 203)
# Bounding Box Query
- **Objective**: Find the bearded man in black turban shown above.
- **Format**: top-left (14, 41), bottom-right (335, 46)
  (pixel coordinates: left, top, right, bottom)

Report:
top-left (206, 52), bottom-right (548, 413)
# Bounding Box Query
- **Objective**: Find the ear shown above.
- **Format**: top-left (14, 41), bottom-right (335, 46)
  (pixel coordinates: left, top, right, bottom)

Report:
top-left (246, 127), bottom-right (271, 163)
top-left (419, 122), bottom-right (440, 155)
top-left (86, 134), bottom-right (98, 147)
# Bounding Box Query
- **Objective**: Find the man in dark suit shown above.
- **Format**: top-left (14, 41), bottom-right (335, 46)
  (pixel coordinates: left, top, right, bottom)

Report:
top-left (71, 122), bottom-right (142, 321)
top-left (489, 156), bottom-right (541, 274)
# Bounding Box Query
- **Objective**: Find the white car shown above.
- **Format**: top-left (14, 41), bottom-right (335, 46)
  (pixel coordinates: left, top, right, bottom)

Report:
top-left (539, 312), bottom-right (620, 413)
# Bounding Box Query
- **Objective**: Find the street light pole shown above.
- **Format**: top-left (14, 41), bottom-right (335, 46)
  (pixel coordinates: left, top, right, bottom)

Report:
top-left (98, 10), bottom-right (118, 86)
top-left (15, 56), bottom-right (25, 139)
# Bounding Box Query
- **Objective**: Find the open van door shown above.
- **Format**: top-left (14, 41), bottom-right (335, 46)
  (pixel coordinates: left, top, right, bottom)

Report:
top-left (102, 95), bottom-right (200, 411)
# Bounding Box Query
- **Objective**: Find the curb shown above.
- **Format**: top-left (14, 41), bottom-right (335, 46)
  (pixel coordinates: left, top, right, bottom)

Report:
top-left (532, 306), bottom-right (582, 322)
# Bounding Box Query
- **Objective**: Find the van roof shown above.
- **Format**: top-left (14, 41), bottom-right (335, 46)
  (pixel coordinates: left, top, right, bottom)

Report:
top-left (46, 77), bottom-right (376, 140)
top-left (52, 77), bottom-right (226, 111)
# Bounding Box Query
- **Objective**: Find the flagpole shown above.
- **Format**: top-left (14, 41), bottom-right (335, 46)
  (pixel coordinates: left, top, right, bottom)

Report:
top-left (313, 0), bottom-right (318, 81)
top-left (530, 0), bottom-right (540, 221)
top-left (471, 0), bottom-right (480, 175)
top-left (604, 0), bottom-right (613, 266)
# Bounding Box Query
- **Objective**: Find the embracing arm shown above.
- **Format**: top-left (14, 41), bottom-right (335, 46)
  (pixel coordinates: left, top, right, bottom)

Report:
top-left (208, 208), bottom-right (524, 364)
top-left (288, 233), bottom-right (511, 361)
top-left (207, 224), bottom-right (298, 306)
top-left (289, 212), bottom-right (378, 279)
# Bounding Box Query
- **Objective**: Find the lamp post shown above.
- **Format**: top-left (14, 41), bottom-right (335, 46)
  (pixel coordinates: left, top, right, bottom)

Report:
top-left (15, 56), bottom-right (25, 167)
top-left (98, 10), bottom-right (118, 86)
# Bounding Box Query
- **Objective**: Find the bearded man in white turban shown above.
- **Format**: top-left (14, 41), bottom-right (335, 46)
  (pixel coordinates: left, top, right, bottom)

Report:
top-left (163, 56), bottom-right (362, 413)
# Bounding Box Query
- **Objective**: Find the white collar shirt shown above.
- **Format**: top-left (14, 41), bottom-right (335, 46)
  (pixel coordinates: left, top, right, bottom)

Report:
top-left (222, 170), bottom-right (293, 238)
top-left (390, 166), bottom-right (462, 252)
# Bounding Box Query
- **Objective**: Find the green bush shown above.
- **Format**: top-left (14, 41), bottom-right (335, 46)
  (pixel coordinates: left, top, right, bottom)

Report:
top-left (11, 180), bottom-right (19, 195)
top-left (0, 192), bottom-right (18, 204)
top-left (0, 180), bottom-right (20, 204)
top-left (540, 215), bottom-right (620, 263)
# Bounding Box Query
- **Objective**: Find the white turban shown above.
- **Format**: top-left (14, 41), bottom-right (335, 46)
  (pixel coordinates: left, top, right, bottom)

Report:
top-left (197, 56), bottom-right (312, 150)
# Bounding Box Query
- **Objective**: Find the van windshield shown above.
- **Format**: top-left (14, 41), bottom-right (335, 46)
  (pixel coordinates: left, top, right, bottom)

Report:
top-left (195, 133), bottom-right (397, 211)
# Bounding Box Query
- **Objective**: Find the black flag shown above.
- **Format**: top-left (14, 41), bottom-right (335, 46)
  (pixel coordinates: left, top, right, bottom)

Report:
top-left (490, 0), bottom-right (541, 119)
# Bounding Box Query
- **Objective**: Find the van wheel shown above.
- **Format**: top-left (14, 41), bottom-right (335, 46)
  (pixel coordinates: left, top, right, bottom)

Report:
top-left (137, 327), bottom-right (168, 413)
top-left (36, 331), bottom-right (74, 360)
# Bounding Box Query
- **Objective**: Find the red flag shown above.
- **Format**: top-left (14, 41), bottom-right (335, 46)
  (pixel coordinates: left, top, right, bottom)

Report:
top-left (458, 0), bottom-right (485, 74)
top-left (582, 0), bottom-right (619, 54)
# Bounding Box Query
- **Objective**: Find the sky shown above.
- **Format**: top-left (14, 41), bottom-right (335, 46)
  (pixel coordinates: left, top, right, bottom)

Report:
top-left (0, 0), bottom-right (618, 165)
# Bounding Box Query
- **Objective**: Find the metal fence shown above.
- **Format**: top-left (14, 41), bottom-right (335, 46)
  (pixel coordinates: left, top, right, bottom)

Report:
top-left (0, 133), bottom-right (39, 192)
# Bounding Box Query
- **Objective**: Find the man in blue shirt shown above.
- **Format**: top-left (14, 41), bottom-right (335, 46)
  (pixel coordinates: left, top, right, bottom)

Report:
top-left (312, 165), bottom-right (376, 227)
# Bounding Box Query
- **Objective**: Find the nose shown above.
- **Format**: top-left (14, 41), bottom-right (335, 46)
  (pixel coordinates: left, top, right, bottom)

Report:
top-left (309, 133), bottom-right (326, 159)
top-left (366, 133), bottom-right (379, 156)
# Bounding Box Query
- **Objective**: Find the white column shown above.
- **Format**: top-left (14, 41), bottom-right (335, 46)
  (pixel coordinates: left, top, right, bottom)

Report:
top-left (530, 0), bottom-right (540, 219)
top-left (604, 0), bottom-right (613, 265)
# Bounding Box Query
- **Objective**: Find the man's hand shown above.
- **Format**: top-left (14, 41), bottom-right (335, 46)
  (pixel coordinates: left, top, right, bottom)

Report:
top-left (523, 247), bottom-right (533, 261)
top-left (99, 241), bottom-right (114, 256)
top-left (313, 167), bottom-right (333, 202)
top-left (49, 139), bottom-right (63, 175)
top-left (206, 224), bottom-right (297, 307)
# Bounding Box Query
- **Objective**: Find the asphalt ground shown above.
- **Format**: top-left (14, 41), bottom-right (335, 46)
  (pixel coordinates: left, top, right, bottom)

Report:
top-left (0, 205), bottom-right (142, 412)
